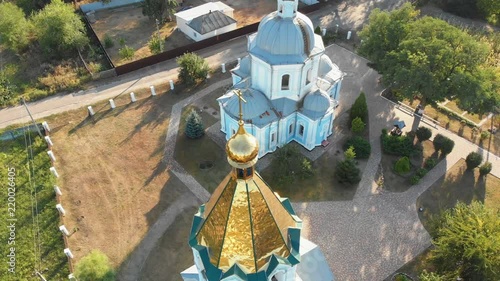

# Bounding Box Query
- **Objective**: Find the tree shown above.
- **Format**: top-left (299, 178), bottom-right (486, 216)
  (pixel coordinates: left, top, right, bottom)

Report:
top-left (453, 67), bottom-right (500, 115)
top-left (142, 0), bottom-right (178, 22)
top-left (350, 92), bottom-right (368, 123)
top-left (479, 162), bottom-right (492, 176)
top-left (148, 34), bottom-right (163, 55)
top-left (0, 3), bottom-right (30, 53)
top-left (32, 0), bottom-right (89, 57)
top-left (351, 117), bottom-right (365, 134)
top-left (433, 134), bottom-right (455, 155)
top-left (477, 0), bottom-right (500, 25)
top-left (416, 126), bottom-right (432, 142)
top-left (335, 158), bottom-right (361, 184)
top-left (382, 16), bottom-right (489, 108)
top-left (344, 146), bottom-right (356, 160)
top-left (185, 109), bottom-right (204, 139)
top-left (343, 136), bottom-right (371, 159)
top-left (431, 202), bottom-right (500, 280)
top-left (465, 151), bottom-right (483, 169)
top-left (394, 156), bottom-right (411, 175)
top-left (358, 3), bottom-right (419, 69)
top-left (177, 53), bottom-right (210, 85)
top-left (75, 250), bottom-right (115, 281)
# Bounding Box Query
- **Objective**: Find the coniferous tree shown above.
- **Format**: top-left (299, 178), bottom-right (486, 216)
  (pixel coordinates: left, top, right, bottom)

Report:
top-left (185, 110), bottom-right (204, 139)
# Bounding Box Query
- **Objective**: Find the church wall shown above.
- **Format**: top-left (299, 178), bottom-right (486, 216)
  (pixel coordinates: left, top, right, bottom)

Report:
top-left (270, 64), bottom-right (303, 101)
top-left (250, 55), bottom-right (272, 95)
top-left (314, 114), bottom-right (333, 145)
top-left (333, 80), bottom-right (342, 100)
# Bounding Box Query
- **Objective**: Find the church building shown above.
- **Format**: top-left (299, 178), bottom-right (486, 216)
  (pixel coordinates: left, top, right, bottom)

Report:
top-left (181, 96), bottom-right (334, 281)
top-left (218, 0), bottom-right (343, 157)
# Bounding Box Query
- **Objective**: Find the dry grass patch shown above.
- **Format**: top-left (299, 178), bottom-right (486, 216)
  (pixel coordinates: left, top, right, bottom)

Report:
top-left (44, 88), bottom-right (189, 268)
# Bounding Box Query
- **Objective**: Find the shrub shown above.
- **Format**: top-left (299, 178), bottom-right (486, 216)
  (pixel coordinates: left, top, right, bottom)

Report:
top-left (351, 117), bottom-right (365, 134)
top-left (148, 35), bottom-right (163, 54)
top-left (38, 63), bottom-right (82, 92)
top-left (433, 134), bottom-right (454, 155)
top-left (479, 162), bottom-right (492, 176)
top-left (343, 136), bottom-right (371, 159)
top-left (394, 156), bottom-right (411, 175)
top-left (273, 144), bottom-right (314, 184)
top-left (75, 250), bottom-right (115, 281)
top-left (0, 2), bottom-right (30, 53)
top-left (350, 92), bottom-right (368, 123)
top-left (344, 145), bottom-right (356, 160)
top-left (416, 126), bottom-right (432, 142)
top-left (416, 168), bottom-right (428, 178)
top-left (119, 45), bottom-right (135, 60)
top-left (424, 157), bottom-right (437, 170)
top-left (177, 52), bottom-right (209, 85)
top-left (300, 158), bottom-right (314, 179)
top-left (314, 26), bottom-right (321, 35)
top-left (103, 34), bottom-right (114, 49)
top-left (480, 131), bottom-right (490, 141)
top-left (410, 175), bottom-right (420, 185)
top-left (185, 109), bottom-right (204, 139)
top-left (381, 132), bottom-right (415, 156)
top-left (465, 152), bottom-right (483, 169)
top-left (335, 159), bottom-right (361, 184)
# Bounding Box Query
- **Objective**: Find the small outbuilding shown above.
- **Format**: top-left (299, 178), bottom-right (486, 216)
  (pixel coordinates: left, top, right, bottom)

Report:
top-left (175, 2), bottom-right (237, 42)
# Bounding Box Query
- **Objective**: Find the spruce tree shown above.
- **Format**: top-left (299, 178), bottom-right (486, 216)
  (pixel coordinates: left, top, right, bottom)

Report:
top-left (185, 110), bottom-right (204, 139)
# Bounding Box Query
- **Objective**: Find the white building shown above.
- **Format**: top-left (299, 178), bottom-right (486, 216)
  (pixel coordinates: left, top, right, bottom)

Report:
top-left (175, 2), bottom-right (237, 42)
top-left (218, 0), bottom-right (343, 157)
top-left (181, 110), bottom-right (334, 281)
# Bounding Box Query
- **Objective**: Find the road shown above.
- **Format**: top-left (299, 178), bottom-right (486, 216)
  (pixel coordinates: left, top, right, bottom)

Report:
top-left (0, 0), bottom-right (411, 129)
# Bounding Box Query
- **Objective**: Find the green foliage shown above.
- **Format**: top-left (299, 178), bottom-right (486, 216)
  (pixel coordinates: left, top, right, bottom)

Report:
top-left (358, 3), bottom-right (419, 68)
top-left (177, 52), bottom-right (209, 85)
top-left (343, 136), bottom-right (371, 159)
top-left (381, 131), bottom-right (415, 157)
top-left (410, 175), bottom-right (420, 185)
top-left (432, 134), bottom-right (454, 155)
top-left (480, 131), bottom-right (491, 140)
top-left (350, 92), bottom-right (368, 123)
top-left (75, 250), bottom-right (115, 281)
top-left (394, 156), bottom-right (411, 175)
top-left (416, 167), bottom-right (428, 178)
top-left (142, 0), bottom-right (178, 22)
top-left (477, 0), bottom-right (500, 25)
top-left (0, 3), bottom-right (30, 53)
top-left (335, 159), bottom-right (361, 184)
top-left (0, 135), bottom-right (69, 279)
top-left (272, 144), bottom-right (314, 184)
top-left (103, 34), bottom-right (114, 49)
top-left (38, 62), bottom-right (83, 92)
top-left (32, 0), bottom-right (89, 58)
top-left (431, 202), bottom-right (500, 280)
top-left (314, 26), bottom-right (321, 35)
top-left (424, 157), bottom-right (438, 170)
top-left (119, 45), bottom-right (135, 61)
top-left (465, 152), bottom-right (483, 169)
top-left (419, 270), bottom-right (446, 281)
top-left (344, 145), bottom-right (356, 160)
top-left (148, 34), bottom-right (163, 54)
top-left (185, 110), bottom-right (204, 139)
top-left (416, 126), bottom-right (432, 142)
top-left (351, 117), bottom-right (365, 134)
top-left (479, 162), bottom-right (492, 176)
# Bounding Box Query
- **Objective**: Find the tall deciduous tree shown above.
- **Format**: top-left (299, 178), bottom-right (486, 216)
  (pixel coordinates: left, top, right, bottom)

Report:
top-left (358, 3), bottom-right (419, 70)
top-left (0, 2), bottom-right (30, 53)
top-left (177, 52), bottom-right (209, 85)
top-left (477, 0), bottom-right (500, 25)
top-left (142, 0), bottom-right (178, 22)
top-left (431, 201), bottom-right (500, 280)
top-left (382, 17), bottom-right (489, 107)
top-left (32, 0), bottom-right (89, 57)
top-left (75, 250), bottom-right (116, 281)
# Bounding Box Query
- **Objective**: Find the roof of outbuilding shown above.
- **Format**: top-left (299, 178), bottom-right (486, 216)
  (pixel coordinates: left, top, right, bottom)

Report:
top-left (187, 10), bottom-right (236, 35)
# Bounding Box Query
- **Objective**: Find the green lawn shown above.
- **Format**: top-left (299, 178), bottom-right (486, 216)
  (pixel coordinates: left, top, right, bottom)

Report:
top-left (174, 105), bottom-right (230, 193)
top-left (0, 133), bottom-right (69, 280)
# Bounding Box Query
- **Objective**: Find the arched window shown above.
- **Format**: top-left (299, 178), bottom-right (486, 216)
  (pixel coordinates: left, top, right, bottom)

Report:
top-left (281, 74), bottom-right (290, 90)
top-left (289, 123), bottom-right (294, 135)
top-left (306, 68), bottom-right (312, 85)
top-left (299, 124), bottom-right (305, 136)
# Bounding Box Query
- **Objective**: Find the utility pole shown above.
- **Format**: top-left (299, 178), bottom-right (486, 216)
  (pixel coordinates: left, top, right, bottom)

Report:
top-left (22, 98), bottom-right (43, 137)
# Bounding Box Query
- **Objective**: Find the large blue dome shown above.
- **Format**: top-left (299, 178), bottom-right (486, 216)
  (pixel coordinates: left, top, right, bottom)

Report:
top-left (254, 12), bottom-right (315, 57)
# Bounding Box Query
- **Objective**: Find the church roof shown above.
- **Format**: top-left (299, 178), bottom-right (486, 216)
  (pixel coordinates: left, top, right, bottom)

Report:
top-left (188, 10), bottom-right (236, 35)
top-left (189, 171), bottom-right (302, 279)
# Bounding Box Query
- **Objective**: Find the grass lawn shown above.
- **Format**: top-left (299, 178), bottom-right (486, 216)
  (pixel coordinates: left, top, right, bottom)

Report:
top-left (387, 159), bottom-right (500, 280)
top-left (380, 140), bottom-right (437, 192)
top-left (0, 135), bottom-right (69, 279)
top-left (174, 105), bottom-right (230, 193)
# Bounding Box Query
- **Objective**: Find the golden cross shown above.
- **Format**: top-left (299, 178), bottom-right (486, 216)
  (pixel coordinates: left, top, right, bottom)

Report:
top-left (234, 89), bottom-right (246, 124)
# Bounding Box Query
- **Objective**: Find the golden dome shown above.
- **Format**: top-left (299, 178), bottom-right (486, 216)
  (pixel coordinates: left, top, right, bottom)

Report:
top-left (226, 121), bottom-right (259, 168)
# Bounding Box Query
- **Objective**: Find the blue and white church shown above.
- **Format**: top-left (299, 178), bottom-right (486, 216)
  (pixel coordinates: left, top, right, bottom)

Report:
top-left (218, 0), bottom-right (343, 157)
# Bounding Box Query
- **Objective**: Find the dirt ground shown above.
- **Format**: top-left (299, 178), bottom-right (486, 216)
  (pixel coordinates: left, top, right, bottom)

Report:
top-left (90, 0), bottom-right (280, 66)
top-left (46, 87), bottom-right (189, 267)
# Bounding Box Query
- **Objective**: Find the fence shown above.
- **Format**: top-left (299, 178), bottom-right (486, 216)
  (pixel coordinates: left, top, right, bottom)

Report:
top-left (113, 2), bottom-right (323, 75)
top-left (81, 13), bottom-right (115, 70)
